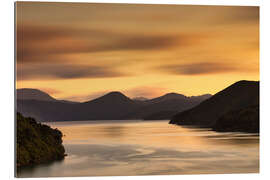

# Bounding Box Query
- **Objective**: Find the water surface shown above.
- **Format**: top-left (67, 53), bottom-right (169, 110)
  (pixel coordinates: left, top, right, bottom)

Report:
top-left (17, 120), bottom-right (259, 177)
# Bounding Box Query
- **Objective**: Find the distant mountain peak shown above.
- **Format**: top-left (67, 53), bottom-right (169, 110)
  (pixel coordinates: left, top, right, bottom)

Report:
top-left (190, 93), bottom-right (211, 97)
top-left (85, 91), bottom-right (132, 104)
top-left (18, 88), bottom-right (46, 93)
top-left (189, 94), bottom-right (212, 101)
top-left (104, 91), bottom-right (127, 98)
top-left (157, 93), bottom-right (187, 101)
top-left (17, 88), bottom-right (57, 102)
top-left (163, 93), bottom-right (186, 98)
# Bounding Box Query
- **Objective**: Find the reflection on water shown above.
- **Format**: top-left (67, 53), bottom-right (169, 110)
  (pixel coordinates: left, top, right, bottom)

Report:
top-left (101, 125), bottom-right (126, 137)
top-left (17, 120), bottom-right (259, 177)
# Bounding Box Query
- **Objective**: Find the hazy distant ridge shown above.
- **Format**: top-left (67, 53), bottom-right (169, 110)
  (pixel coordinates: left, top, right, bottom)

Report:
top-left (16, 89), bottom-right (211, 122)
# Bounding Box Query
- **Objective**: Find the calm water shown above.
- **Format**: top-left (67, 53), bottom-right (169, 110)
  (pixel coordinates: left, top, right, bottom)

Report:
top-left (17, 120), bottom-right (259, 177)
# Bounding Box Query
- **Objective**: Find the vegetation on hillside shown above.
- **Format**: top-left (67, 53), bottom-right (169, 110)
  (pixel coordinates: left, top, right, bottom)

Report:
top-left (170, 81), bottom-right (259, 133)
top-left (213, 105), bottom-right (259, 133)
top-left (16, 112), bottom-right (65, 168)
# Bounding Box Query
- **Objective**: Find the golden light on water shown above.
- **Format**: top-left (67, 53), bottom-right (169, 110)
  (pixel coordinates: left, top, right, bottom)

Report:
top-left (49, 121), bottom-right (259, 151)
top-left (30, 120), bottom-right (259, 177)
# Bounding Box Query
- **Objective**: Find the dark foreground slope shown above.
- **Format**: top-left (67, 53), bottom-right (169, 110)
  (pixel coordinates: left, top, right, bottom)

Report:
top-left (16, 113), bottom-right (65, 168)
top-left (170, 80), bottom-right (259, 132)
top-left (213, 105), bottom-right (259, 133)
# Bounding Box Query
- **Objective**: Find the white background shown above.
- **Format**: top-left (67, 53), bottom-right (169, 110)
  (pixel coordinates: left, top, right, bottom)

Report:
top-left (0, 0), bottom-right (269, 179)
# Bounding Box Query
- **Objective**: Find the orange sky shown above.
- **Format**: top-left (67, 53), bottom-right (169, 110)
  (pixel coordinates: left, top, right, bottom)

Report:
top-left (16, 2), bottom-right (259, 102)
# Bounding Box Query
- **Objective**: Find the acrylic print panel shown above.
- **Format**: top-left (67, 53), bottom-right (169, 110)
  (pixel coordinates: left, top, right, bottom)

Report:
top-left (15, 2), bottom-right (259, 178)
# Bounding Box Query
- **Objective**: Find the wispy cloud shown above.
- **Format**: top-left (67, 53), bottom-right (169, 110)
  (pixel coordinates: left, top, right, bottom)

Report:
top-left (17, 63), bottom-right (127, 80)
top-left (155, 62), bottom-right (257, 75)
top-left (16, 3), bottom-right (259, 98)
top-left (16, 24), bottom-right (191, 64)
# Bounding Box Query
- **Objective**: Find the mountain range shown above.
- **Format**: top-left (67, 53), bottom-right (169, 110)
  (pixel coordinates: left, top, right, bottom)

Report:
top-left (17, 88), bottom-right (79, 104)
top-left (16, 89), bottom-right (211, 122)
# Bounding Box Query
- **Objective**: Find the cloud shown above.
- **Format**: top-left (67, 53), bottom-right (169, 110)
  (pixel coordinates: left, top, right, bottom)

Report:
top-left (17, 63), bottom-right (127, 80)
top-left (16, 24), bottom-right (190, 63)
top-left (230, 6), bottom-right (259, 23)
top-left (156, 62), bottom-right (248, 75)
top-left (206, 6), bottom-right (259, 25)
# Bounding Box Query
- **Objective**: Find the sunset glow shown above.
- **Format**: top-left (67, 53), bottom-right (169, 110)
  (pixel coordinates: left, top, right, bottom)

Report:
top-left (16, 2), bottom-right (259, 102)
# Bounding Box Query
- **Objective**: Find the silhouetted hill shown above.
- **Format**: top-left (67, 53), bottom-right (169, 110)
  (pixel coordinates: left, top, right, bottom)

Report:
top-left (133, 97), bottom-right (149, 101)
top-left (16, 112), bottom-right (65, 168)
top-left (85, 91), bottom-right (133, 104)
top-left (74, 92), bottom-right (142, 120)
top-left (17, 91), bottom-right (141, 121)
top-left (17, 99), bottom-right (75, 122)
top-left (17, 88), bottom-right (79, 104)
top-left (213, 105), bottom-right (259, 133)
top-left (17, 89), bottom-right (211, 122)
top-left (144, 93), bottom-right (211, 105)
top-left (189, 94), bottom-right (212, 102)
top-left (124, 93), bottom-right (212, 120)
top-left (170, 80), bottom-right (259, 132)
top-left (17, 88), bottom-right (57, 102)
top-left (145, 93), bottom-right (186, 104)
